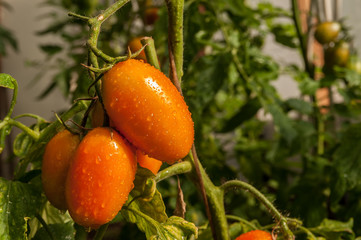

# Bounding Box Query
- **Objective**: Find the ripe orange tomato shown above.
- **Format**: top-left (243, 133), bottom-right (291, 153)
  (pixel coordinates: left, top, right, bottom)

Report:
top-left (42, 129), bottom-right (80, 210)
top-left (136, 149), bottom-right (162, 175)
top-left (65, 127), bottom-right (137, 229)
top-left (102, 59), bottom-right (194, 164)
top-left (314, 21), bottom-right (341, 45)
top-left (128, 37), bottom-right (147, 62)
top-left (235, 230), bottom-right (272, 240)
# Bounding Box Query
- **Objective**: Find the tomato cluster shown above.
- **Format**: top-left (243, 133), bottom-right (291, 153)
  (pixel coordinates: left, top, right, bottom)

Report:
top-left (314, 21), bottom-right (353, 71)
top-left (42, 59), bottom-right (194, 228)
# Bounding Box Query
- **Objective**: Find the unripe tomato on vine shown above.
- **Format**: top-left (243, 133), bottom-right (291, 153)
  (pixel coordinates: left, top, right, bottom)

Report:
top-left (325, 40), bottom-right (350, 68)
top-left (65, 127), bottom-right (137, 229)
top-left (42, 129), bottom-right (80, 210)
top-left (235, 230), bottom-right (272, 240)
top-left (314, 21), bottom-right (341, 45)
top-left (102, 59), bottom-right (194, 164)
top-left (136, 149), bottom-right (162, 175)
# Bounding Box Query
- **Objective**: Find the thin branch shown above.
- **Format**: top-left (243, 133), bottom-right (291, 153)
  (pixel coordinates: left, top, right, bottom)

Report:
top-left (155, 160), bottom-right (192, 182)
top-left (221, 180), bottom-right (296, 240)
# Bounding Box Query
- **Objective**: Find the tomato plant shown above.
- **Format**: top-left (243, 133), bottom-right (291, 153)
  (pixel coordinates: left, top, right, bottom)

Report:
top-left (65, 127), bottom-right (137, 229)
top-left (1, 0), bottom-right (361, 239)
top-left (102, 59), bottom-right (194, 164)
top-left (42, 129), bottom-right (80, 210)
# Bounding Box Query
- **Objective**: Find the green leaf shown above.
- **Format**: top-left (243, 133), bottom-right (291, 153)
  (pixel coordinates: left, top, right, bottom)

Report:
top-left (333, 123), bottom-right (361, 189)
top-left (310, 218), bottom-right (354, 240)
top-left (271, 24), bottom-right (297, 48)
top-left (122, 169), bottom-right (197, 239)
top-left (285, 98), bottom-right (313, 115)
top-left (32, 222), bottom-right (75, 240)
top-left (123, 168), bottom-right (167, 224)
top-left (0, 74), bottom-right (16, 89)
top-left (265, 103), bottom-right (297, 144)
top-left (220, 97), bottom-right (261, 132)
top-left (39, 44), bottom-right (63, 56)
top-left (0, 178), bottom-right (43, 240)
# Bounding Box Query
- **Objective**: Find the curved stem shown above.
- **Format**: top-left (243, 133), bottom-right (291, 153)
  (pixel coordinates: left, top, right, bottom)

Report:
top-left (6, 76), bottom-right (18, 119)
top-left (226, 215), bottom-right (257, 230)
top-left (13, 113), bottom-right (47, 123)
top-left (155, 160), bottom-right (192, 182)
top-left (221, 180), bottom-right (295, 239)
top-left (187, 150), bottom-right (229, 240)
top-left (6, 119), bottom-right (40, 140)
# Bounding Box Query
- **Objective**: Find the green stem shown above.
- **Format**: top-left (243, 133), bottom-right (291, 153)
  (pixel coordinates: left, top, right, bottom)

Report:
top-left (5, 76), bottom-right (18, 119)
top-left (155, 160), bottom-right (192, 182)
top-left (226, 215), bottom-right (257, 230)
top-left (13, 113), bottom-right (47, 122)
top-left (221, 180), bottom-right (295, 239)
top-left (94, 224), bottom-right (109, 240)
top-left (317, 114), bottom-right (325, 155)
top-left (291, 0), bottom-right (312, 76)
top-left (141, 37), bottom-right (160, 70)
top-left (165, 0), bottom-right (184, 89)
top-left (0, 119), bottom-right (40, 140)
top-left (188, 150), bottom-right (229, 240)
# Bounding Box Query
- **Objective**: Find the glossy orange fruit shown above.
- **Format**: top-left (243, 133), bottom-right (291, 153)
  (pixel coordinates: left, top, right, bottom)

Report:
top-left (128, 37), bottom-right (147, 62)
top-left (65, 127), bottom-right (137, 229)
top-left (42, 129), bottom-right (80, 210)
top-left (102, 59), bottom-right (194, 164)
top-left (235, 230), bottom-right (272, 240)
top-left (136, 149), bottom-right (162, 175)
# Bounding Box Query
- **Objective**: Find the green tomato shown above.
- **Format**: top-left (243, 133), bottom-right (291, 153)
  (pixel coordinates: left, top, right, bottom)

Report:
top-left (315, 21), bottom-right (341, 45)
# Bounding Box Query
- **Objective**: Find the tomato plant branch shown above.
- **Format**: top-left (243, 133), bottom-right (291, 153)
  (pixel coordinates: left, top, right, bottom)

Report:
top-left (36, 213), bottom-right (55, 240)
top-left (165, 0), bottom-right (184, 86)
top-left (141, 37), bottom-right (160, 70)
top-left (226, 215), bottom-right (257, 230)
top-left (5, 76), bottom-right (18, 119)
top-left (155, 160), bottom-right (192, 182)
top-left (221, 180), bottom-right (296, 239)
top-left (291, 0), bottom-right (312, 76)
top-left (188, 149), bottom-right (229, 240)
top-left (4, 119), bottom-right (40, 141)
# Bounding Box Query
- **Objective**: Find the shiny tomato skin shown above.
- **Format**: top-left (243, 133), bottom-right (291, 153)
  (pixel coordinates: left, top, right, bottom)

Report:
top-left (128, 37), bottom-right (147, 62)
top-left (42, 130), bottom-right (80, 210)
top-left (65, 127), bottom-right (137, 229)
top-left (315, 21), bottom-right (341, 45)
top-left (235, 230), bottom-right (272, 240)
top-left (102, 59), bottom-right (194, 164)
top-left (136, 149), bottom-right (162, 175)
